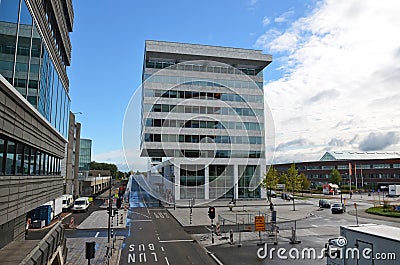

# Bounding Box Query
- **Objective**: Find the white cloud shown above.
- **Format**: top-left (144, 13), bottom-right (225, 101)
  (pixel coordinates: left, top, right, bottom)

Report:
top-left (262, 16), bottom-right (271, 26)
top-left (257, 0), bottom-right (400, 163)
top-left (274, 10), bottom-right (295, 23)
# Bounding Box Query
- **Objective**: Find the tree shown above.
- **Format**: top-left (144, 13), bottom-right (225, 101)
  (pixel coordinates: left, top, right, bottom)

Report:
top-left (285, 164), bottom-right (302, 195)
top-left (330, 169), bottom-right (342, 185)
top-left (90, 161), bottom-right (118, 177)
top-left (261, 166), bottom-right (279, 202)
top-left (299, 173), bottom-right (310, 195)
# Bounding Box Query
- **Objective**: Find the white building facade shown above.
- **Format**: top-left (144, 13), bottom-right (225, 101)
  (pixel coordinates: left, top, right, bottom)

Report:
top-left (141, 41), bottom-right (272, 202)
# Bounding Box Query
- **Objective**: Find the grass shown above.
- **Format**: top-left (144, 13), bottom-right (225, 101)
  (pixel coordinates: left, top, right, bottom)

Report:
top-left (365, 207), bottom-right (400, 218)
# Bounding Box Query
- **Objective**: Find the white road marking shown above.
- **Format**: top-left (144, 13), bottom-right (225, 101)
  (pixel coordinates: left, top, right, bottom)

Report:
top-left (165, 257), bottom-right (170, 265)
top-left (161, 246), bottom-right (165, 252)
top-left (131, 219), bottom-right (152, 222)
top-left (157, 236), bottom-right (160, 240)
top-left (95, 232), bottom-right (99, 237)
top-left (311, 225), bottom-right (318, 227)
top-left (159, 239), bottom-right (195, 243)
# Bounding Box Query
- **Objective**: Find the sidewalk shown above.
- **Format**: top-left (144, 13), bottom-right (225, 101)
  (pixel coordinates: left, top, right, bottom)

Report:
top-left (65, 236), bottom-right (124, 265)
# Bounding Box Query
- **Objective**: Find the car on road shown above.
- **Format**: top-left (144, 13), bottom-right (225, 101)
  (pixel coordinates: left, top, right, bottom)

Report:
top-left (331, 203), bottom-right (346, 214)
top-left (72, 197), bottom-right (90, 212)
top-left (319, 199), bottom-right (331, 208)
top-left (281, 193), bottom-right (294, 201)
top-left (267, 190), bottom-right (277, 198)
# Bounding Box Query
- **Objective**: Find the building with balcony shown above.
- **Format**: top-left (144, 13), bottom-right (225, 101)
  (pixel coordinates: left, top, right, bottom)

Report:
top-left (141, 40), bottom-right (272, 201)
top-left (0, 0), bottom-right (73, 261)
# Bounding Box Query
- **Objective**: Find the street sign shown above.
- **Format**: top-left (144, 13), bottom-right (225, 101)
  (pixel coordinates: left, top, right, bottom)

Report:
top-left (255, 216), bottom-right (265, 231)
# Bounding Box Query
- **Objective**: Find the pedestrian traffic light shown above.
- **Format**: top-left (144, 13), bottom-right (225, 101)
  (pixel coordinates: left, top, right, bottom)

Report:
top-left (208, 206), bottom-right (215, 220)
top-left (116, 198), bottom-right (122, 209)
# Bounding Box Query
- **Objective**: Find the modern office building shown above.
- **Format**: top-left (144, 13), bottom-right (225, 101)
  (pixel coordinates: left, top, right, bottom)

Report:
top-left (274, 151), bottom-right (400, 189)
top-left (141, 40), bottom-right (272, 201)
top-left (63, 111), bottom-right (81, 197)
top-left (0, 0), bottom-right (73, 260)
top-left (78, 138), bottom-right (92, 171)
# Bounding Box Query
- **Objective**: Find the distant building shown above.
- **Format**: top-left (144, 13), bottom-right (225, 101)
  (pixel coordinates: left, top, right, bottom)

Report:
top-left (274, 151), bottom-right (400, 189)
top-left (0, 0), bottom-right (74, 260)
top-left (141, 40), bottom-right (272, 201)
top-left (79, 138), bottom-right (92, 171)
top-left (62, 111), bottom-right (81, 197)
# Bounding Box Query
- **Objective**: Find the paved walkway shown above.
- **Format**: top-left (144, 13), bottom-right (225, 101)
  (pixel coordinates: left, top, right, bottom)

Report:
top-left (77, 208), bottom-right (128, 229)
top-left (66, 236), bottom-right (124, 265)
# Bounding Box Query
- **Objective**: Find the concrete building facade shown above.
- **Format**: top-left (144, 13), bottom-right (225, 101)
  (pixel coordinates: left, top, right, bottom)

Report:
top-left (0, 0), bottom-right (73, 253)
top-left (141, 40), bottom-right (272, 201)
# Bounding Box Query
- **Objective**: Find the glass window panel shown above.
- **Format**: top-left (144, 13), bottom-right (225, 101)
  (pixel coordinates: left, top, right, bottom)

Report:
top-left (0, 138), bottom-right (4, 174)
top-left (35, 151), bottom-right (41, 174)
top-left (29, 148), bottom-right (36, 175)
top-left (23, 145), bottom-right (29, 174)
top-left (0, 0), bottom-right (20, 23)
top-left (5, 140), bottom-right (16, 174)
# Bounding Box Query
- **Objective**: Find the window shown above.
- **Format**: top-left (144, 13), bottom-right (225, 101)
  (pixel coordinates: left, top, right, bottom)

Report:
top-left (5, 140), bottom-right (16, 175)
top-left (0, 138), bottom-right (4, 174)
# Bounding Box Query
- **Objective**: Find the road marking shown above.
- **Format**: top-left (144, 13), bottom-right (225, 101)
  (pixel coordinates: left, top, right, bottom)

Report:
top-left (131, 211), bottom-right (151, 219)
top-left (165, 257), bottom-right (170, 265)
top-left (131, 219), bottom-right (152, 222)
top-left (161, 246), bottom-right (165, 252)
top-left (95, 232), bottom-right (99, 237)
top-left (159, 239), bottom-right (195, 243)
top-left (157, 236), bottom-right (160, 240)
top-left (311, 225), bottom-right (318, 227)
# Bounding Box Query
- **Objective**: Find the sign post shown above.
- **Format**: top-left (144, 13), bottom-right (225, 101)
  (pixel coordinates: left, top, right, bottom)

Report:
top-left (255, 215), bottom-right (265, 246)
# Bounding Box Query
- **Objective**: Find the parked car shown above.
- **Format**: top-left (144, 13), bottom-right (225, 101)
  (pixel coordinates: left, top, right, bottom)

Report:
top-left (267, 190), bottom-right (277, 198)
top-left (72, 197), bottom-right (90, 212)
top-left (319, 199), bottom-right (331, 208)
top-left (331, 203), bottom-right (346, 214)
top-left (281, 193), bottom-right (294, 201)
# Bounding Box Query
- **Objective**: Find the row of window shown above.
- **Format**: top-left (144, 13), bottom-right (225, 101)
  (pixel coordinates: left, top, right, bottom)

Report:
top-left (308, 174), bottom-right (400, 179)
top-left (146, 60), bottom-right (263, 76)
top-left (145, 89), bottom-right (263, 103)
top-left (0, 135), bottom-right (61, 176)
top-left (144, 104), bottom-right (264, 117)
top-left (143, 74), bottom-right (263, 90)
top-left (144, 133), bottom-right (263, 144)
top-left (145, 118), bottom-right (263, 131)
top-left (297, 163), bottom-right (400, 171)
top-left (175, 150), bottom-right (264, 158)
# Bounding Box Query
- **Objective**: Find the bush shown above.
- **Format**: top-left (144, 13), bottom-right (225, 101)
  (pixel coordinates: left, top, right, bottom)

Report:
top-left (366, 207), bottom-right (400, 218)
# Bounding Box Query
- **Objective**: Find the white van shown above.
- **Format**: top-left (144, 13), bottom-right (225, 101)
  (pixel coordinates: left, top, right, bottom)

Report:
top-left (62, 194), bottom-right (74, 211)
top-left (72, 197), bottom-right (90, 212)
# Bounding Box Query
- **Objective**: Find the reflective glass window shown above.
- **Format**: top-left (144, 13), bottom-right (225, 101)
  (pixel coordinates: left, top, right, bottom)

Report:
top-left (35, 151), bottom-right (41, 174)
top-left (5, 140), bottom-right (16, 174)
top-left (29, 148), bottom-right (36, 175)
top-left (0, 138), bottom-right (4, 174)
top-left (23, 145), bottom-right (29, 174)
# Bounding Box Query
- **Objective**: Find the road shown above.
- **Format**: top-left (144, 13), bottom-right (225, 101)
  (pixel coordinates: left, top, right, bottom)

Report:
top-left (119, 178), bottom-right (215, 265)
top-left (206, 196), bottom-right (400, 264)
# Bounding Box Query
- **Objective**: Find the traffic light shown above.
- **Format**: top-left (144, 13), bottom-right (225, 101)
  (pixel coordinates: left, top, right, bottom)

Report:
top-left (116, 198), bottom-right (122, 209)
top-left (208, 206), bottom-right (215, 220)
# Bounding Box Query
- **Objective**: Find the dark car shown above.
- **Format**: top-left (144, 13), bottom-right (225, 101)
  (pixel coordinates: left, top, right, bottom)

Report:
top-left (331, 203), bottom-right (346, 214)
top-left (319, 199), bottom-right (331, 208)
top-left (281, 193), bottom-right (294, 201)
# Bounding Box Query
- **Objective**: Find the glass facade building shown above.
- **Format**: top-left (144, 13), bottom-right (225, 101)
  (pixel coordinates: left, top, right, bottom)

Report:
top-left (0, 0), bottom-right (70, 138)
top-left (141, 41), bottom-right (272, 201)
top-left (0, 0), bottom-right (73, 251)
top-left (79, 138), bottom-right (92, 171)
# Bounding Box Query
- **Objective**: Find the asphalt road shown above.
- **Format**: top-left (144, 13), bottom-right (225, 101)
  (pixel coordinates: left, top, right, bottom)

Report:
top-left (119, 178), bottom-right (215, 265)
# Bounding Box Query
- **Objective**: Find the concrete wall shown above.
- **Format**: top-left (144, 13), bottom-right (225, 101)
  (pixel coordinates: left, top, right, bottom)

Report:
top-left (0, 77), bottom-right (66, 230)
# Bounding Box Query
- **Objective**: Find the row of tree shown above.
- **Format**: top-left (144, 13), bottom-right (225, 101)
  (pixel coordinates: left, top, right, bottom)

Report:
top-left (261, 164), bottom-right (311, 200)
top-left (89, 161), bottom-right (128, 179)
top-left (262, 164), bottom-right (344, 198)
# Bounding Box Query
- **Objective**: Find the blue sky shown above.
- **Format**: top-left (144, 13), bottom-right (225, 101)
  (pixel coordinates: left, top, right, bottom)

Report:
top-left (68, 0), bottom-right (400, 171)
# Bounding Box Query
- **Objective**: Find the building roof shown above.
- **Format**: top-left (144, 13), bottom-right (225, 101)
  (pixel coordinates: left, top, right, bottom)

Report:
top-left (320, 151), bottom-right (400, 161)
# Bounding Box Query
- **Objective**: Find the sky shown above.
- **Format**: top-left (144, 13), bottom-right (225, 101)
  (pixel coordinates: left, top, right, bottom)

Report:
top-left (68, 0), bottom-right (400, 171)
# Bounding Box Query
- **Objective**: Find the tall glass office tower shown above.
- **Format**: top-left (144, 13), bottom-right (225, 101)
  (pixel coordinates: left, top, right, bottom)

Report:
top-left (141, 41), bottom-right (272, 202)
top-left (0, 0), bottom-right (74, 253)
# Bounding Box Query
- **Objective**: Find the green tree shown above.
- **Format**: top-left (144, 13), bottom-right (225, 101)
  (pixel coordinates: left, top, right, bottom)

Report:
top-left (261, 166), bottom-right (279, 202)
top-left (299, 173), bottom-right (310, 195)
top-left (330, 169), bottom-right (342, 185)
top-left (285, 164), bottom-right (302, 194)
top-left (90, 161), bottom-right (118, 177)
